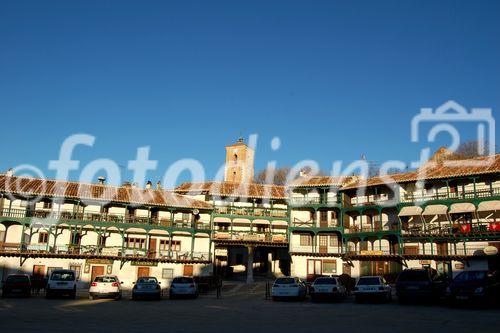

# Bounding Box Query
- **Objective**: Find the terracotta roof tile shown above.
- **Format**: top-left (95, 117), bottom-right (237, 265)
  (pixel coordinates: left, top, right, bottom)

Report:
top-left (175, 181), bottom-right (286, 200)
top-left (288, 176), bottom-right (359, 188)
top-left (0, 175), bottom-right (212, 210)
top-left (341, 154), bottom-right (500, 190)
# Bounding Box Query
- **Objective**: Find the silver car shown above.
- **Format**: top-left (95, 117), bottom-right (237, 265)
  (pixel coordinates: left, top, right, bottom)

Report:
top-left (169, 277), bottom-right (198, 299)
top-left (310, 277), bottom-right (347, 302)
top-left (132, 277), bottom-right (162, 300)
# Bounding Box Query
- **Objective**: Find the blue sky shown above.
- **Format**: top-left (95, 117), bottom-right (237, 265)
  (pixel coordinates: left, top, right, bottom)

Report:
top-left (0, 0), bottom-right (499, 186)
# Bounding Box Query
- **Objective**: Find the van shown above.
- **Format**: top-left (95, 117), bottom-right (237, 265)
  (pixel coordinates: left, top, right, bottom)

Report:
top-left (46, 270), bottom-right (77, 299)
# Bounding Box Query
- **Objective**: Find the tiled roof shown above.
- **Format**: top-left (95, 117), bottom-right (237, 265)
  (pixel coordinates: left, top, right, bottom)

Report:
top-left (341, 154), bottom-right (500, 190)
top-left (288, 176), bottom-right (359, 188)
top-left (0, 175), bottom-right (212, 210)
top-left (175, 181), bottom-right (287, 200)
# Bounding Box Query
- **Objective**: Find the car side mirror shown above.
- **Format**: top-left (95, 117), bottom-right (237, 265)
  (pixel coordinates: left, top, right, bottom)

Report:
top-left (158, 282), bottom-right (161, 285)
top-left (132, 282), bottom-right (135, 284)
top-left (121, 282), bottom-right (124, 285)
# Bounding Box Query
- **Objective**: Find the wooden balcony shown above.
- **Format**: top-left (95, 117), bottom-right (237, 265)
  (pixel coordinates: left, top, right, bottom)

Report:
top-left (401, 186), bottom-right (500, 203)
top-left (213, 206), bottom-right (288, 219)
top-left (0, 208), bottom-right (210, 230)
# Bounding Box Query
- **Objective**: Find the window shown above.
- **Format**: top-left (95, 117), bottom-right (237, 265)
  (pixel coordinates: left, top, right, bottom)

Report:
top-left (38, 232), bottom-right (49, 244)
top-left (69, 265), bottom-right (81, 281)
top-left (159, 240), bottom-right (181, 252)
top-left (322, 260), bottom-right (337, 274)
top-left (319, 235), bottom-right (328, 247)
top-left (300, 235), bottom-right (311, 246)
top-left (97, 235), bottom-right (106, 247)
top-left (329, 235), bottom-right (339, 247)
top-left (162, 268), bottom-right (174, 280)
top-left (43, 201), bottom-right (53, 210)
top-left (126, 237), bottom-right (146, 249)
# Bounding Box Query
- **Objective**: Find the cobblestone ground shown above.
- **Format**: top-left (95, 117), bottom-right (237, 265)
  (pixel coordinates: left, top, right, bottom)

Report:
top-left (1, 286), bottom-right (499, 333)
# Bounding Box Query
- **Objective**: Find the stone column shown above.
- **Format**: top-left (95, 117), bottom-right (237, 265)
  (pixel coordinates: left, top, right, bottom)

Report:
top-left (246, 245), bottom-right (254, 284)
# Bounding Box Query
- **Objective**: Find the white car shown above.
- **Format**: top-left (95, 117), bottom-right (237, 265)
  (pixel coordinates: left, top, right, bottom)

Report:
top-left (310, 276), bottom-right (347, 302)
top-left (354, 276), bottom-right (392, 303)
top-left (169, 277), bottom-right (198, 299)
top-left (271, 277), bottom-right (307, 301)
top-left (89, 275), bottom-right (122, 300)
top-left (46, 269), bottom-right (77, 299)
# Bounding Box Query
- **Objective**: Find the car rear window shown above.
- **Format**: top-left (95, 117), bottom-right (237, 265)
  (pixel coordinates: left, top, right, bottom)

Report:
top-left (275, 278), bottom-right (295, 284)
top-left (137, 277), bottom-right (158, 284)
top-left (51, 272), bottom-right (75, 281)
top-left (6, 275), bottom-right (29, 283)
top-left (398, 270), bottom-right (429, 282)
top-left (172, 277), bottom-right (194, 284)
top-left (314, 278), bottom-right (337, 285)
top-left (454, 271), bottom-right (487, 282)
top-left (357, 277), bottom-right (381, 285)
top-left (95, 276), bottom-right (117, 283)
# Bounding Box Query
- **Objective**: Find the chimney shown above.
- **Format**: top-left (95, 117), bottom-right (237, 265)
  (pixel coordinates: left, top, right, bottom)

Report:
top-left (122, 181), bottom-right (132, 188)
top-left (146, 181), bottom-right (152, 189)
top-left (97, 176), bottom-right (106, 185)
top-left (156, 181), bottom-right (162, 190)
top-left (299, 169), bottom-right (308, 177)
top-left (6, 168), bottom-right (13, 177)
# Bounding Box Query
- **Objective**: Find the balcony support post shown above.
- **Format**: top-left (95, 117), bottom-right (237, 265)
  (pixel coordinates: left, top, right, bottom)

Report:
top-left (19, 223), bottom-right (26, 251)
top-left (472, 177), bottom-right (477, 198)
top-left (445, 180), bottom-right (450, 199)
top-left (168, 233), bottom-right (173, 258)
top-left (190, 234), bottom-right (195, 260)
top-left (246, 245), bottom-right (254, 284)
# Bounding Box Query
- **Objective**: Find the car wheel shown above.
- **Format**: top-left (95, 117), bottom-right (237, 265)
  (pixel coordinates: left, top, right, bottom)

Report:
top-left (387, 292), bottom-right (392, 302)
top-left (115, 293), bottom-right (122, 300)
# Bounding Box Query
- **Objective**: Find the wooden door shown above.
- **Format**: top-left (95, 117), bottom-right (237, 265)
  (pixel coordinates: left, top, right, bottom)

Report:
top-left (436, 243), bottom-right (448, 256)
top-left (318, 235), bottom-right (328, 253)
top-left (33, 265), bottom-right (46, 278)
top-left (137, 267), bottom-right (150, 278)
top-left (148, 238), bottom-right (157, 259)
top-left (91, 266), bottom-right (105, 282)
top-left (319, 211), bottom-right (328, 228)
top-left (342, 263), bottom-right (352, 276)
top-left (183, 265), bottom-right (194, 276)
top-left (307, 259), bottom-right (321, 282)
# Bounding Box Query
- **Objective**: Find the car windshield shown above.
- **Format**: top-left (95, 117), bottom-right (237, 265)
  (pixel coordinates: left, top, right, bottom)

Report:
top-left (357, 277), bottom-right (381, 285)
top-left (137, 277), bottom-right (158, 284)
top-left (314, 278), bottom-right (336, 285)
top-left (172, 277), bottom-right (194, 284)
top-left (51, 272), bottom-right (75, 281)
top-left (6, 275), bottom-right (29, 283)
top-left (398, 270), bottom-right (429, 282)
top-left (454, 271), bottom-right (487, 282)
top-left (95, 276), bottom-right (117, 283)
top-left (275, 278), bottom-right (295, 285)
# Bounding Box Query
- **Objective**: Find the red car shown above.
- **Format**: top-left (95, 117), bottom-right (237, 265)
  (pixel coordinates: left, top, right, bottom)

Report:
top-left (2, 274), bottom-right (31, 298)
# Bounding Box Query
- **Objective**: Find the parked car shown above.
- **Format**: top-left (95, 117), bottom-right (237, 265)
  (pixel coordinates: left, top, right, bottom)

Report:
top-left (89, 275), bottom-right (123, 300)
top-left (169, 276), bottom-right (198, 299)
top-left (271, 277), bottom-right (307, 301)
top-left (446, 270), bottom-right (500, 306)
top-left (310, 276), bottom-right (347, 302)
top-left (132, 276), bottom-right (162, 300)
top-left (396, 268), bottom-right (446, 303)
top-left (46, 270), bottom-right (77, 299)
top-left (354, 276), bottom-right (392, 303)
top-left (1, 274), bottom-right (31, 298)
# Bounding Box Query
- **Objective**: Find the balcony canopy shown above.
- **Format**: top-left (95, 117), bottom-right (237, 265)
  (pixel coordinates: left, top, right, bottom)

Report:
top-left (449, 203), bottom-right (476, 214)
top-left (398, 206), bottom-right (423, 217)
top-left (477, 200), bottom-right (500, 212)
top-left (422, 204), bottom-right (448, 216)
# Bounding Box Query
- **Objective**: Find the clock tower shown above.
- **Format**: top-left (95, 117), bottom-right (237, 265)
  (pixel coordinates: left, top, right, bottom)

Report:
top-left (224, 137), bottom-right (255, 183)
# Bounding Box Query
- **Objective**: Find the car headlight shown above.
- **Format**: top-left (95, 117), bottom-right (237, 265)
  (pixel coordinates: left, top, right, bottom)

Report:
top-left (474, 287), bottom-right (484, 294)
